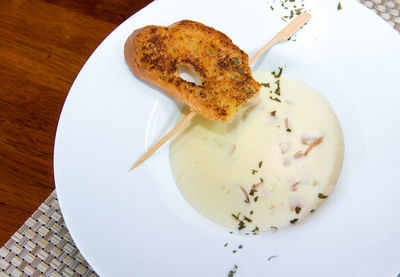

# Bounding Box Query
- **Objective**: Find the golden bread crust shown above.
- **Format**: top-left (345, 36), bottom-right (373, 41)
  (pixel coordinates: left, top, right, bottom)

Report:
top-left (124, 20), bottom-right (260, 122)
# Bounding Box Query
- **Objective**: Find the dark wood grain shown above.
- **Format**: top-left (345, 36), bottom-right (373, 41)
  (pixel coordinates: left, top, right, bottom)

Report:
top-left (0, 0), bottom-right (152, 245)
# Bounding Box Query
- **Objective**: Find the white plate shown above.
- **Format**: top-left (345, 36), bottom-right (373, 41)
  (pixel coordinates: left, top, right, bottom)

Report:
top-left (54, 0), bottom-right (400, 276)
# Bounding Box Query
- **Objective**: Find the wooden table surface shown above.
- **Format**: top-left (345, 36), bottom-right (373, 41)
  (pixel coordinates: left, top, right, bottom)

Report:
top-left (0, 0), bottom-right (152, 246)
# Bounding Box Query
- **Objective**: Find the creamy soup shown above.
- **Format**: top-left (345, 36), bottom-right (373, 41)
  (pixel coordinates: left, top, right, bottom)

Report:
top-left (169, 71), bottom-right (344, 232)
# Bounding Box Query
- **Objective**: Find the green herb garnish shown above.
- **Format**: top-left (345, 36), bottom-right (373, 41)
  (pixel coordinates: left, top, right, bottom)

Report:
top-left (310, 209), bottom-right (315, 213)
top-left (270, 110), bottom-right (276, 116)
top-left (243, 216), bottom-right (252, 223)
top-left (286, 128), bottom-right (292, 132)
top-left (238, 220), bottom-right (246, 230)
top-left (228, 265), bottom-right (238, 277)
top-left (250, 210), bottom-right (254, 215)
top-left (232, 213), bottom-right (240, 221)
top-left (274, 79), bottom-right (281, 95)
top-left (270, 96), bottom-right (281, 102)
top-left (337, 2), bottom-right (342, 10)
top-left (318, 193), bottom-right (328, 199)
top-left (295, 206), bottom-right (301, 214)
top-left (233, 57), bottom-right (244, 74)
top-left (251, 169), bottom-right (258, 174)
top-left (270, 226), bottom-right (278, 232)
top-left (260, 177), bottom-right (264, 183)
top-left (249, 189), bottom-right (257, 196)
top-left (224, 243), bottom-right (228, 247)
top-left (254, 196), bottom-right (259, 202)
top-left (272, 67), bottom-right (283, 78)
top-left (290, 218), bottom-right (298, 224)
top-left (268, 255), bottom-right (278, 261)
top-left (261, 83), bottom-right (271, 87)
top-left (238, 245), bottom-right (243, 249)
top-left (251, 226), bottom-right (259, 233)
top-left (269, 0), bottom-right (310, 22)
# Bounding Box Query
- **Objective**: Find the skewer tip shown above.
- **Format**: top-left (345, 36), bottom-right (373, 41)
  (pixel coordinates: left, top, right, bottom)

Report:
top-left (129, 163), bottom-right (138, 171)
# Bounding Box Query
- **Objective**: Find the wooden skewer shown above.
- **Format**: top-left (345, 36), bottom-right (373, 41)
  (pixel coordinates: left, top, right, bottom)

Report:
top-left (129, 12), bottom-right (311, 171)
top-left (249, 12), bottom-right (311, 64)
top-left (129, 110), bottom-right (197, 170)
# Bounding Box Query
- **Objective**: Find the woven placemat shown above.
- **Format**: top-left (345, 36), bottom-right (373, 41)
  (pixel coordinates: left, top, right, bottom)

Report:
top-left (363, 0), bottom-right (400, 30)
top-left (1, 1), bottom-right (399, 276)
top-left (0, 191), bottom-right (98, 277)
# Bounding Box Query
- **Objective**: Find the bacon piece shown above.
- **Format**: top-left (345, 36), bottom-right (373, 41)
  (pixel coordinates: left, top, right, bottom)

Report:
top-left (229, 144), bottom-right (237, 156)
top-left (294, 151), bottom-right (304, 159)
top-left (239, 186), bottom-right (250, 203)
top-left (289, 182), bottom-right (300, 191)
top-left (304, 136), bottom-right (324, 156)
top-left (252, 183), bottom-right (263, 190)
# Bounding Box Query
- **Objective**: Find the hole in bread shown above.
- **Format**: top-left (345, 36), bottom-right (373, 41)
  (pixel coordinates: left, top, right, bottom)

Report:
top-left (177, 64), bottom-right (202, 85)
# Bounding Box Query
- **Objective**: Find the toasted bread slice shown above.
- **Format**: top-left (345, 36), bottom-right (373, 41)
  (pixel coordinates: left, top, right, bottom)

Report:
top-left (124, 20), bottom-right (260, 122)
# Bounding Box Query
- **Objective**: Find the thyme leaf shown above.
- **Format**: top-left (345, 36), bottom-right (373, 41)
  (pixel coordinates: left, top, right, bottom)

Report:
top-left (233, 57), bottom-right (244, 74)
top-left (238, 220), bottom-right (246, 230)
top-left (270, 226), bottom-right (278, 232)
top-left (249, 189), bottom-right (257, 196)
top-left (243, 216), bottom-right (252, 223)
top-left (318, 193), bottom-right (328, 199)
top-left (232, 213), bottom-right (241, 221)
top-left (228, 264), bottom-right (238, 277)
top-left (270, 96), bottom-right (281, 102)
top-left (268, 255), bottom-right (278, 261)
top-left (251, 226), bottom-right (259, 233)
top-left (274, 79), bottom-right (281, 95)
top-left (272, 67), bottom-right (283, 78)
